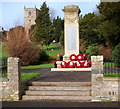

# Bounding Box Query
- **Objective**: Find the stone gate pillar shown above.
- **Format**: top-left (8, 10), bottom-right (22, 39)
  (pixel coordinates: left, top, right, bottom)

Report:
top-left (62, 5), bottom-right (80, 61)
top-left (7, 57), bottom-right (21, 101)
top-left (91, 56), bottom-right (104, 101)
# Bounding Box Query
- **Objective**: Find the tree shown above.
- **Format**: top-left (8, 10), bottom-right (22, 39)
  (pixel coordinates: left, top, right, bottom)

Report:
top-left (59, 30), bottom-right (64, 46)
top-left (80, 13), bottom-right (105, 45)
top-left (53, 16), bottom-right (64, 43)
top-left (33, 2), bottom-right (54, 46)
top-left (112, 43), bottom-right (120, 64)
top-left (86, 44), bottom-right (99, 59)
top-left (97, 2), bottom-right (120, 47)
top-left (4, 26), bottom-right (40, 65)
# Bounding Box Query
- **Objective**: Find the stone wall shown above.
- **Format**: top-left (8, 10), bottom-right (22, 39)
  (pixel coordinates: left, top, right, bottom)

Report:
top-left (102, 77), bottom-right (120, 101)
top-left (0, 78), bottom-right (9, 101)
top-left (91, 56), bottom-right (120, 101)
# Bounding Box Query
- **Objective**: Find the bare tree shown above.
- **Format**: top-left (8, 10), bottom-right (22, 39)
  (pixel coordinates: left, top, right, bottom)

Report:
top-left (4, 26), bottom-right (40, 65)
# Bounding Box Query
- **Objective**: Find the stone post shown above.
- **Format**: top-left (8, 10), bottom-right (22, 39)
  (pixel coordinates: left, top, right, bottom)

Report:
top-left (91, 56), bottom-right (104, 101)
top-left (62, 5), bottom-right (80, 61)
top-left (7, 57), bottom-right (21, 101)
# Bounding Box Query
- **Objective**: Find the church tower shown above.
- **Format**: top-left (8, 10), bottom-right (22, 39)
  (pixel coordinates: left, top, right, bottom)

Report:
top-left (24, 6), bottom-right (39, 30)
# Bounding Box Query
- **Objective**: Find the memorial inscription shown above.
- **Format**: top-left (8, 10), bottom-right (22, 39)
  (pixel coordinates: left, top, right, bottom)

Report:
top-left (67, 27), bottom-right (76, 50)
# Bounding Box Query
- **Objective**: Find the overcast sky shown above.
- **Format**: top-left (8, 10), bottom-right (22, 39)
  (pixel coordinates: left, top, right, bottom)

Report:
top-left (0, 0), bottom-right (100, 30)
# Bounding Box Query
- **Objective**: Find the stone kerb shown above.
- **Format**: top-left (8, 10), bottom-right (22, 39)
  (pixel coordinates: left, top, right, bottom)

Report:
top-left (91, 55), bottom-right (104, 101)
top-left (7, 57), bottom-right (21, 101)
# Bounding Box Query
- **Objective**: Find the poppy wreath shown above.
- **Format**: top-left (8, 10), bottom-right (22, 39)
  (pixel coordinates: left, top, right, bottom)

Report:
top-left (67, 61), bottom-right (75, 68)
top-left (60, 61), bottom-right (67, 68)
top-left (53, 61), bottom-right (57, 68)
top-left (80, 61), bottom-right (85, 68)
top-left (83, 53), bottom-right (88, 60)
top-left (77, 54), bottom-right (83, 61)
top-left (70, 54), bottom-right (77, 61)
top-left (57, 54), bottom-right (63, 61)
top-left (75, 61), bottom-right (82, 68)
top-left (83, 60), bottom-right (89, 68)
top-left (88, 60), bottom-right (92, 67)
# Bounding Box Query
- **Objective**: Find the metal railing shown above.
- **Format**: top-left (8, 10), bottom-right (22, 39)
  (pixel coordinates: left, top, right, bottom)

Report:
top-left (103, 57), bottom-right (120, 77)
top-left (0, 58), bottom-right (7, 77)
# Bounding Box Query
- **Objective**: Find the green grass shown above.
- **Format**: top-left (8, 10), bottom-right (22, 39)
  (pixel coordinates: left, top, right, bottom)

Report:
top-left (44, 43), bottom-right (63, 58)
top-left (46, 49), bottom-right (63, 58)
top-left (43, 43), bottom-right (59, 50)
top-left (21, 63), bottom-right (53, 69)
top-left (0, 72), bottom-right (40, 81)
top-left (104, 73), bottom-right (120, 77)
top-left (21, 72), bottom-right (40, 81)
top-left (0, 42), bottom-right (9, 58)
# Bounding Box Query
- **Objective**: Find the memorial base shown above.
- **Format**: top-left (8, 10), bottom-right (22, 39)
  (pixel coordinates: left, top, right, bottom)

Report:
top-left (51, 68), bottom-right (91, 71)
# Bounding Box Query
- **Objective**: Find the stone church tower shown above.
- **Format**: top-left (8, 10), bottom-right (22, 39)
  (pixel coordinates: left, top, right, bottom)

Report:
top-left (24, 6), bottom-right (39, 40)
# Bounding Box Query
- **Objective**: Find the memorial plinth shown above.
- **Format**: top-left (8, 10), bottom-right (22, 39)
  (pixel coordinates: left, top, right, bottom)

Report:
top-left (62, 5), bottom-right (80, 61)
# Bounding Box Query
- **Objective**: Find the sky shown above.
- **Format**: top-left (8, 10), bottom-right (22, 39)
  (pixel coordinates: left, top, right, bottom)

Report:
top-left (0, 0), bottom-right (100, 30)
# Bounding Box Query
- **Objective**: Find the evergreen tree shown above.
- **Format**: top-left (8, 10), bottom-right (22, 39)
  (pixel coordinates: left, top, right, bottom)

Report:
top-left (33, 2), bottom-right (54, 46)
top-left (80, 13), bottom-right (104, 45)
top-left (53, 16), bottom-right (64, 43)
top-left (97, 2), bottom-right (120, 47)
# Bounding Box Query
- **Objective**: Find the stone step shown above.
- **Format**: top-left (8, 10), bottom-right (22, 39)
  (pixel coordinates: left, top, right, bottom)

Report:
top-left (26, 86), bottom-right (91, 91)
top-left (22, 95), bottom-right (92, 101)
top-left (25, 90), bottom-right (91, 96)
top-left (27, 82), bottom-right (91, 86)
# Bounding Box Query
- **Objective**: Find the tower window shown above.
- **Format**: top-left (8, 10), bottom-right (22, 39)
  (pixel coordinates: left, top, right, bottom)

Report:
top-left (28, 11), bottom-right (31, 16)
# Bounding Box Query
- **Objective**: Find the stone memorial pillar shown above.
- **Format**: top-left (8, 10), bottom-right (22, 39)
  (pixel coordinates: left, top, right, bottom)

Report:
top-left (62, 5), bottom-right (80, 61)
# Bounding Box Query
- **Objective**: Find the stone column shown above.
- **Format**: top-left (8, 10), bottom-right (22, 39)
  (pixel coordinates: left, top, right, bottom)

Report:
top-left (91, 56), bottom-right (104, 101)
top-left (62, 5), bottom-right (80, 61)
top-left (7, 57), bottom-right (21, 101)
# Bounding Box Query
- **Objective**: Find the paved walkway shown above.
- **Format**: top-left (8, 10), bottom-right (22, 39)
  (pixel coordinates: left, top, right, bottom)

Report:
top-left (2, 101), bottom-right (119, 108)
top-left (21, 68), bottom-right (91, 82)
top-left (31, 71), bottom-right (91, 82)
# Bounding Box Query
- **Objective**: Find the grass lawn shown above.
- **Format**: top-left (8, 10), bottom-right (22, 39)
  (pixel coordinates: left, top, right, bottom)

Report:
top-left (0, 42), bottom-right (9, 58)
top-left (46, 49), bottom-right (63, 58)
top-left (43, 43), bottom-right (59, 50)
top-left (21, 63), bottom-right (53, 69)
top-left (44, 43), bottom-right (63, 58)
top-left (21, 72), bottom-right (40, 81)
top-left (0, 72), bottom-right (40, 81)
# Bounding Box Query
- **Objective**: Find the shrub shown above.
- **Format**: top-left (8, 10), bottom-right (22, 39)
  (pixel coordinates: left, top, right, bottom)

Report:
top-left (112, 43), bottom-right (120, 64)
top-left (4, 26), bottom-right (40, 65)
top-left (30, 49), bottom-right (50, 65)
top-left (85, 44), bottom-right (99, 59)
